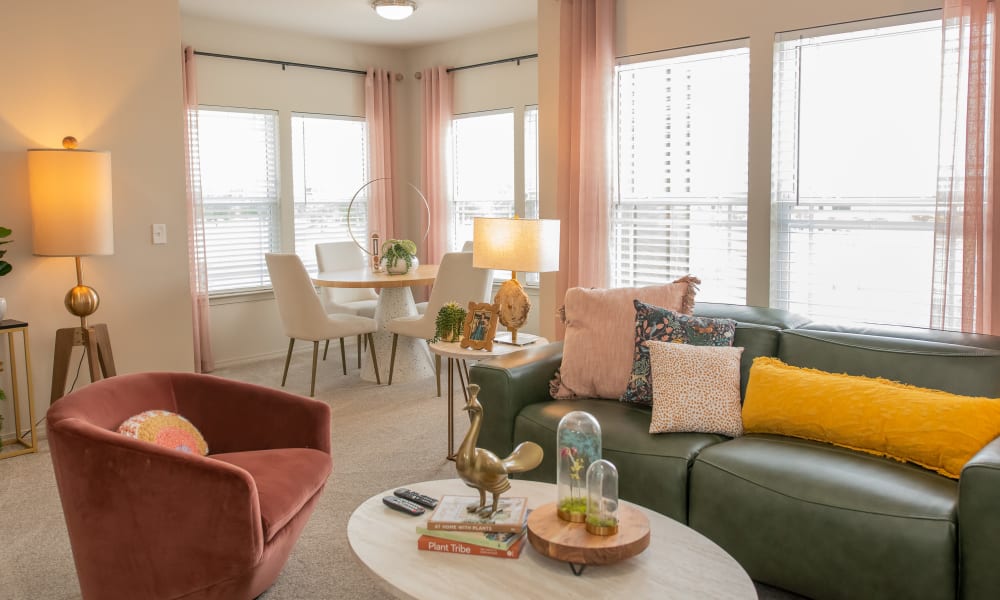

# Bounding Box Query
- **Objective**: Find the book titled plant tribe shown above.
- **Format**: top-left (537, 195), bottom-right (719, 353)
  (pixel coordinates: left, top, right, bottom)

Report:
top-left (425, 495), bottom-right (529, 534)
top-left (417, 534), bottom-right (527, 559)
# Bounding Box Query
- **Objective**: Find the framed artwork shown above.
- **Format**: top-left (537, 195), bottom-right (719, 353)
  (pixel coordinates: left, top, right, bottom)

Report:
top-left (460, 302), bottom-right (500, 351)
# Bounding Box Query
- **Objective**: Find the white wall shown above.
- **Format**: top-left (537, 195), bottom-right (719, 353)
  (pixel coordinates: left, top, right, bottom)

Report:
top-left (536, 0), bottom-right (941, 340)
top-left (181, 16), bottom-right (408, 365)
top-left (0, 0), bottom-right (192, 434)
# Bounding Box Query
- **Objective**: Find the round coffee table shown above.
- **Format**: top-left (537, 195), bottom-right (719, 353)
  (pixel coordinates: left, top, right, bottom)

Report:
top-left (347, 478), bottom-right (756, 599)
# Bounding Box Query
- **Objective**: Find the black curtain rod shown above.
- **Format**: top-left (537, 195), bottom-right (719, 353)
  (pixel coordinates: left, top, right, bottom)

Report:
top-left (193, 50), bottom-right (367, 76)
top-left (447, 53), bottom-right (538, 73)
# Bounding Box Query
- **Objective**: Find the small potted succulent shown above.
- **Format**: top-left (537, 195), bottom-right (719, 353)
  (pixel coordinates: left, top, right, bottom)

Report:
top-left (381, 239), bottom-right (418, 275)
top-left (432, 301), bottom-right (467, 343)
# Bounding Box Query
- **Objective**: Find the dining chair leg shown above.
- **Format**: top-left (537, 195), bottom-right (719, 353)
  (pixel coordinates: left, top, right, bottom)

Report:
top-left (310, 341), bottom-right (320, 397)
top-left (357, 335), bottom-right (362, 368)
top-left (339, 337), bottom-right (347, 375)
top-left (367, 333), bottom-right (382, 384)
top-left (281, 338), bottom-right (295, 387)
top-left (323, 340), bottom-right (330, 361)
top-left (387, 333), bottom-right (399, 385)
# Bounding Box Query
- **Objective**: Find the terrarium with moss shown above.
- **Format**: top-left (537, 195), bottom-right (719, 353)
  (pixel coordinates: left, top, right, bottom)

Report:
top-left (556, 411), bottom-right (602, 522)
top-left (586, 459), bottom-right (619, 535)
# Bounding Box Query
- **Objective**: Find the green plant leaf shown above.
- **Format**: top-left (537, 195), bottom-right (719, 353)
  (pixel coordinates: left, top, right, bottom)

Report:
top-left (0, 262), bottom-right (11, 277)
top-left (0, 227), bottom-right (11, 238)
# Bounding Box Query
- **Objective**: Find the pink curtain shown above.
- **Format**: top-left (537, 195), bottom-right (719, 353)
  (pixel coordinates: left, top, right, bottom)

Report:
top-left (420, 66), bottom-right (453, 264)
top-left (182, 47), bottom-right (214, 372)
top-left (554, 0), bottom-right (615, 339)
top-left (365, 68), bottom-right (396, 242)
top-left (932, 0), bottom-right (1000, 335)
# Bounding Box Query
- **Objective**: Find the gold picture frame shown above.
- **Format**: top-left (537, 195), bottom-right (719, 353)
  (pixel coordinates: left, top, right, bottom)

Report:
top-left (460, 302), bottom-right (500, 351)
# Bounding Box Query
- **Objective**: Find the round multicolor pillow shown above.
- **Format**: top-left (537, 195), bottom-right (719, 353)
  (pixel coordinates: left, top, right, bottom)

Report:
top-left (117, 410), bottom-right (209, 456)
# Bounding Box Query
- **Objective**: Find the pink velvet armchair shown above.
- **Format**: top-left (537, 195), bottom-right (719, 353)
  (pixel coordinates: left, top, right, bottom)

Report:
top-left (47, 372), bottom-right (333, 600)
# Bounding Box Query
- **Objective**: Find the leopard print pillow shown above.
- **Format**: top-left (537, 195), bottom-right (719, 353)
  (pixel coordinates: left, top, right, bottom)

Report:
top-left (645, 340), bottom-right (744, 437)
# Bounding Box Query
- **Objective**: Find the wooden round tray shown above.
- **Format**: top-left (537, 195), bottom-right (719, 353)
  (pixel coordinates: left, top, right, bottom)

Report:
top-left (527, 502), bottom-right (650, 571)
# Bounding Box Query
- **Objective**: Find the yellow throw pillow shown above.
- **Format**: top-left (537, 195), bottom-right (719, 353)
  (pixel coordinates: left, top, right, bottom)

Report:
top-left (742, 357), bottom-right (1000, 479)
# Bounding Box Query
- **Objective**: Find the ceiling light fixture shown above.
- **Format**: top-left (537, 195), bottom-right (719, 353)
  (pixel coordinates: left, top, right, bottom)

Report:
top-left (372, 0), bottom-right (417, 21)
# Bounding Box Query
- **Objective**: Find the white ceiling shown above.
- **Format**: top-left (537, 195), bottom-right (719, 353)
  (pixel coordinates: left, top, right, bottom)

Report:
top-left (178, 0), bottom-right (537, 47)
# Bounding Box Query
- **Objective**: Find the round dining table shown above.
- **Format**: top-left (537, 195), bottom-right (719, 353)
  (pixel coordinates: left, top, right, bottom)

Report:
top-left (313, 264), bottom-right (438, 384)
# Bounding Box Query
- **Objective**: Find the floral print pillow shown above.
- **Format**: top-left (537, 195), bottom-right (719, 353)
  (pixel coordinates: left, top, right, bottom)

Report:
top-left (620, 300), bottom-right (737, 406)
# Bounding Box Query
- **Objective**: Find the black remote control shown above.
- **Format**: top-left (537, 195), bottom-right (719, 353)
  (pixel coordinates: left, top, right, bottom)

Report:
top-left (382, 495), bottom-right (425, 516)
top-left (394, 488), bottom-right (439, 509)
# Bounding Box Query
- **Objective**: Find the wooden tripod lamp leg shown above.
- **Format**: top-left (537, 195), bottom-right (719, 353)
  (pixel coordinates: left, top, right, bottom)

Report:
top-left (50, 324), bottom-right (117, 403)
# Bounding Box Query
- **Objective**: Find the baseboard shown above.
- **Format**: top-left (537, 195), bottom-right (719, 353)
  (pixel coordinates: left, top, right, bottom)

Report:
top-left (212, 338), bottom-right (363, 370)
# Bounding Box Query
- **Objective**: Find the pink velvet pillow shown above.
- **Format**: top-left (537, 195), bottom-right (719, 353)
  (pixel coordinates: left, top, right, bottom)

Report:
top-left (552, 277), bottom-right (700, 399)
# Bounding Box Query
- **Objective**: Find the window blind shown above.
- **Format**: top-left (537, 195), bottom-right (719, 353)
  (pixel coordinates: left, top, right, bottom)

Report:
top-left (771, 17), bottom-right (943, 326)
top-left (291, 114), bottom-right (368, 274)
top-left (197, 108), bottom-right (280, 294)
top-left (451, 109), bottom-right (516, 252)
top-left (614, 44), bottom-right (749, 303)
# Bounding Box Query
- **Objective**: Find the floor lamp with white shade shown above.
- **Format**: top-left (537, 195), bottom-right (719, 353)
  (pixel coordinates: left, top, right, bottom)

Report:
top-left (27, 136), bottom-right (117, 402)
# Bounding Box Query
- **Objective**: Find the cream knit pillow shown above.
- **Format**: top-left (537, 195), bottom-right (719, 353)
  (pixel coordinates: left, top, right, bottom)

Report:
top-left (645, 341), bottom-right (744, 437)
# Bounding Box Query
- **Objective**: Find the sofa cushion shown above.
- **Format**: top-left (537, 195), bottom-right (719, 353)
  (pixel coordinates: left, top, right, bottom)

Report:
top-left (621, 300), bottom-right (736, 406)
top-left (690, 434), bottom-right (958, 600)
top-left (778, 329), bottom-right (1000, 398)
top-left (514, 398), bottom-right (725, 522)
top-left (212, 448), bottom-right (332, 542)
top-left (743, 356), bottom-right (1000, 478)
top-left (554, 278), bottom-right (698, 400)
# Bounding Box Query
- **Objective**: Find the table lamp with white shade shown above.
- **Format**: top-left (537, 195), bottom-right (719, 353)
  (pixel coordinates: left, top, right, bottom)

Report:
top-left (27, 136), bottom-right (117, 401)
top-left (473, 217), bottom-right (560, 345)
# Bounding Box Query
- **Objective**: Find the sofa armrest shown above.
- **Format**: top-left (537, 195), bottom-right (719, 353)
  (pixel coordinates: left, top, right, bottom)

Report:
top-left (48, 418), bottom-right (264, 599)
top-left (171, 373), bottom-right (332, 455)
top-left (468, 341), bottom-right (563, 457)
top-left (959, 435), bottom-right (1000, 600)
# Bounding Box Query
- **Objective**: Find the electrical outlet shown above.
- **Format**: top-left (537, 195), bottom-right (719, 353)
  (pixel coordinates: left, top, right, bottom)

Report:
top-left (152, 224), bottom-right (167, 245)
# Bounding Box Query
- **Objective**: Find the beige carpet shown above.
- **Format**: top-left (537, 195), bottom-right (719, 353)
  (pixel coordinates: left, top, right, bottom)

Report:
top-left (0, 353), bottom-right (800, 599)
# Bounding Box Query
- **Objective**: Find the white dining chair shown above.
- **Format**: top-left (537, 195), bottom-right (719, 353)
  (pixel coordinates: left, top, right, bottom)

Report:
top-left (315, 241), bottom-right (379, 367)
top-left (266, 253), bottom-right (381, 397)
top-left (415, 241), bottom-right (476, 316)
top-left (386, 251), bottom-right (493, 385)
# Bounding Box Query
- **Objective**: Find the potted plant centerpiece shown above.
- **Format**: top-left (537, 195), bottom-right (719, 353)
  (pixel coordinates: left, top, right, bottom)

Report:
top-left (432, 301), bottom-right (467, 343)
top-left (381, 239), bottom-right (418, 275)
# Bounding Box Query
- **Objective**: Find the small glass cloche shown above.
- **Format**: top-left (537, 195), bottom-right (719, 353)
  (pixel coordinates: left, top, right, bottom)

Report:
top-left (556, 410), bottom-right (602, 522)
top-left (585, 459), bottom-right (619, 535)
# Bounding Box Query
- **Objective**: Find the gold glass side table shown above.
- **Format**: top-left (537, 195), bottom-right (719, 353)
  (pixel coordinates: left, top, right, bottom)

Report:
top-left (0, 320), bottom-right (38, 459)
top-left (428, 337), bottom-right (547, 461)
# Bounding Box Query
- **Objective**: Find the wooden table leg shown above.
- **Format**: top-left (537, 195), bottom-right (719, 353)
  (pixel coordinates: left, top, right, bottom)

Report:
top-left (446, 357), bottom-right (455, 461)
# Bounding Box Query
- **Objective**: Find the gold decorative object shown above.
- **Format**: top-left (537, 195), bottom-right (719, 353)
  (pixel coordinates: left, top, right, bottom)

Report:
top-left (459, 302), bottom-right (499, 351)
top-left (472, 216), bottom-right (560, 345)
top-left (456, 383), bottom-right (543, 515)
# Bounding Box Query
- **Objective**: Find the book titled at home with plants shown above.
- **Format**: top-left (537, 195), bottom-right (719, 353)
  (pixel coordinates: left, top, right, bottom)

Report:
top-left (425, 495), bottom-right (528, 534)
top-left (415, 509), bottom-right (531, 550)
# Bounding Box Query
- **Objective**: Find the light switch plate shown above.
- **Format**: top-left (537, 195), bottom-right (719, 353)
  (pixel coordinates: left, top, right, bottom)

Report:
top-left (152, 224), bottom-right (167, 245)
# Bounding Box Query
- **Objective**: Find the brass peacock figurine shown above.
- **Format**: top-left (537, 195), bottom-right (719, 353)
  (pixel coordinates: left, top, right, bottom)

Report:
top-left (457, 384), bottom-right (544, 516)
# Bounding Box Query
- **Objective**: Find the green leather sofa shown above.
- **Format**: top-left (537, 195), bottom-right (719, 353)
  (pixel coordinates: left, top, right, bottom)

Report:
top-left (468, 303), bottom-right (1000, 600)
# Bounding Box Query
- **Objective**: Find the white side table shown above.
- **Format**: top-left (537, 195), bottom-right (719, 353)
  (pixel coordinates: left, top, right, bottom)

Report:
top-left (428, 338), bottom-right (548, 461)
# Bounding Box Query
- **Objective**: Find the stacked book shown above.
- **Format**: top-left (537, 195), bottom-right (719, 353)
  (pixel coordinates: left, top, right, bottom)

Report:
top-left (416, 495), bottom-right (529, 559)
